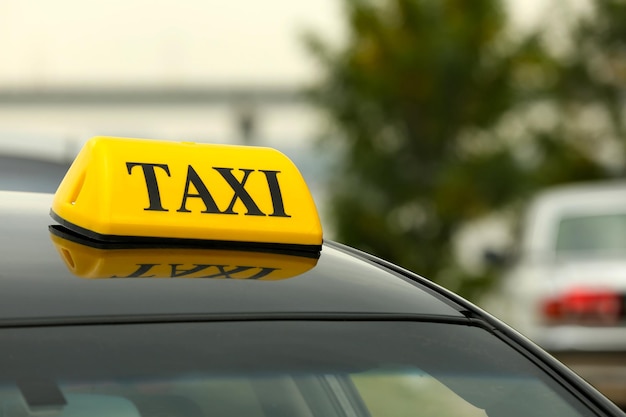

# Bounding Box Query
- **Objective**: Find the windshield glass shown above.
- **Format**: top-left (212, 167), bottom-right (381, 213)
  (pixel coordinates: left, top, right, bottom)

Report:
top-left (0, 321), bottom-right (593, 417)
top-left (556, 213), bottom-right (626, 256)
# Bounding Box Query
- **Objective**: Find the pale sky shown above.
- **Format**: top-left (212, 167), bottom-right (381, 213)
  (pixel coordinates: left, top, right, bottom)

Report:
top-left (0, 0), bottom-right (579, 90)
top-left (0, 0), bottom-right (345, 88)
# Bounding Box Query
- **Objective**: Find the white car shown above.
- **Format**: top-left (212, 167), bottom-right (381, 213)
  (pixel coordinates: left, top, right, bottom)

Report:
top-left (482, 181), bottom-right (626, 405)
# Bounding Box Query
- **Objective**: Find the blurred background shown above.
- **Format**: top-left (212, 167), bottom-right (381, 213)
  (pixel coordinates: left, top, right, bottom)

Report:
top-left (0, 0), bottom-right (617, 293)
top-left (0, 0), bottom-right (343, 198)
top-left (4, 0), bottom-right (626, 405)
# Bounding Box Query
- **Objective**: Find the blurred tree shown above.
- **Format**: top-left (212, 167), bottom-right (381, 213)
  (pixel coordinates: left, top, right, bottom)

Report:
top-left (307, 0), bottom-right (624, 299)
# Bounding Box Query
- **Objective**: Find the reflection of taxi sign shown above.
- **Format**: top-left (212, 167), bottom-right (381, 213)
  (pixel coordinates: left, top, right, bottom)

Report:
top-left (49, 228), bottom-right (318, 280)
top-left (51, 137), bottom-right (322, 252)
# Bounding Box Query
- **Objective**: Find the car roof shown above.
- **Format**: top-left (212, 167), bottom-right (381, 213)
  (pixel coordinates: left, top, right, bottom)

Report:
top-left (0, 190), bottom-right (465, 326)
top-left (529, 180), bottom-right (626, 214)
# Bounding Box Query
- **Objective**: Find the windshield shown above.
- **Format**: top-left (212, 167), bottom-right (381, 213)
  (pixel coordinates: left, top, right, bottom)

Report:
top-left (555, 213), bottom-right (626, 256)
top-left (0, 321), bottom-right (593, 417)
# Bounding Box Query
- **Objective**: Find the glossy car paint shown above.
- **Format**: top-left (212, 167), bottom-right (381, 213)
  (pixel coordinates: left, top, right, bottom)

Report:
top-left (0, 190), bottom-right (623, 415)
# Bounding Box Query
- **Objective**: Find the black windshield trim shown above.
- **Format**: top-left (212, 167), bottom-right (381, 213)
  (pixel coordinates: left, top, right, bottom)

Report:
top-left (0, 312), bottom-right (486, 330)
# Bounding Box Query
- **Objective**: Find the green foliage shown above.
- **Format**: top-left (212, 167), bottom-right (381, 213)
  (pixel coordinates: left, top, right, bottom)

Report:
top-left (308, 0), bottom-right (626, 299)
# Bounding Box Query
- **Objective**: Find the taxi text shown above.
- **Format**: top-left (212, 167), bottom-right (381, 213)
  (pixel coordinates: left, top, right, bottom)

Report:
top-left (127, 162), bottom-right (290, 217)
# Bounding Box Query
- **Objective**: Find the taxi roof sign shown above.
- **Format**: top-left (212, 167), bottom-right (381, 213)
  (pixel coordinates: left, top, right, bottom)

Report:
top-left (51, 137), bottom-right (322, 251)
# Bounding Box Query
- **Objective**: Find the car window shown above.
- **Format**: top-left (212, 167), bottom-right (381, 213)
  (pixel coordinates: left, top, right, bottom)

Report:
top-left (353, 372), bottom-right (486, 417)
top-left (556, 213), bottom-right (626, 256)
top-left (0, 321), bottom-right (595, 417)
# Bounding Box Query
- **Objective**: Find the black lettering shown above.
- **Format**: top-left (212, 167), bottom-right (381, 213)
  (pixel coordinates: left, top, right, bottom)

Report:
top-left (247, 267), bottom-right (280, 280)
top-left (259, 170), bottom-right (291, 218)
top-left (214, 168), bottom-right (264, 216)
top-left (150, 264), bottom-right (278, 279)
top-left (126, 162), bottom-right (171, 211)
top-left (201, 265), bottom-right (255, 279)
top-left (169, 264), bottom-right (212, 277)
top-left (177, 166), bottom-right (222, 213)
top-left (113, 263), bottom-right (158, 278)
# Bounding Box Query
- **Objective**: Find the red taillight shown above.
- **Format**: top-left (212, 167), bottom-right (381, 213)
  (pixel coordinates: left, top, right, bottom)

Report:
top-left (541, 288), bottom-right (622, 325)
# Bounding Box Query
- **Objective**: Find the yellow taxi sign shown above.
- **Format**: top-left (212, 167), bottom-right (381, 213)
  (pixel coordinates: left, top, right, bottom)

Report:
top-left (50, 229), bottom-right (318, 280)
top-left (51, 137), bottom-right (322, 250)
